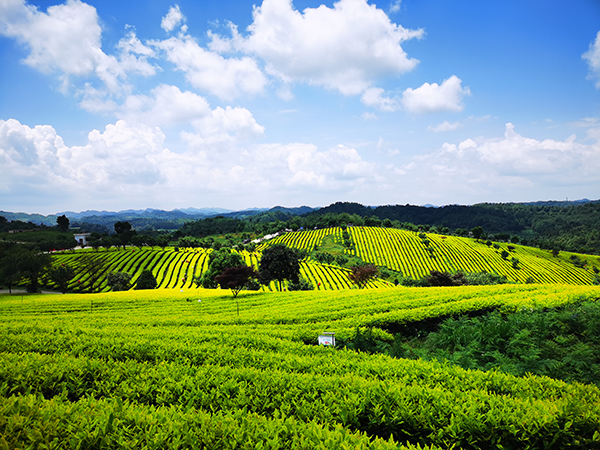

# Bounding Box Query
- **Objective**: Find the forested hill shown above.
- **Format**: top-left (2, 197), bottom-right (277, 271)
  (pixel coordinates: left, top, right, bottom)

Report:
top-left (307, 201), bottom-right (600, 254)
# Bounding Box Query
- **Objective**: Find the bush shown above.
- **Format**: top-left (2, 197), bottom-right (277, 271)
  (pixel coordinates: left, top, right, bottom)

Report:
top-left (135, 270), bottom-right (157, 290)
top-left (426, 271), bottom-right (467, 287)
top-left (288, 277), bottom-right (314, 291)
top-left (107, 271), bottom-right (132, 291)
top-left (463, 271), bottom-right (508, 286)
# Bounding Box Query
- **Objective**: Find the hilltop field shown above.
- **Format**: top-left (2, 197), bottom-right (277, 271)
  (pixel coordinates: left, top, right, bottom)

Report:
top-left (37, 226), bottom-right (600, 293)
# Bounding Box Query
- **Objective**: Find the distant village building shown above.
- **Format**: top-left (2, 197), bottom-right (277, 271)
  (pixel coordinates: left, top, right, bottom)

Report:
top-left (74, 232), bottom-right (91, 247)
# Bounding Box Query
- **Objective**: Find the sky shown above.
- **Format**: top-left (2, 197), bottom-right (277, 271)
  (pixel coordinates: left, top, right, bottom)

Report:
top-left (1, 0), bottom-right (600, 215)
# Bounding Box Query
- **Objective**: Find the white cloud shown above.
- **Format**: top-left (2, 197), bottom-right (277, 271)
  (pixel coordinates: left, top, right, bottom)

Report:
top-left (401, 75), bottom-right (470, 114)
top-left (428, 121), bottom-right (463, 132)
top-left (361, 87), bottom-right (401, 112)
top-left (120, 84), bottom-right (212, 126)
top-left (161, 5), bottom-right (185, 33)
top-left (211, 0), bottom-right (423, 95)
top-left (393, 123), bottom-right (600, 203)
top-left (120, 84), bottom-right (264, 146)
top-left (583, 31), bottom-right (600, 88)
top-left (153, 35), bottom-right (267, 100)
top-left (0, 0), bottom-right (155, 94)
top-left (389, 0), bottom-right (401, 14)
top-left (1, 117), bottom-right (374, 211)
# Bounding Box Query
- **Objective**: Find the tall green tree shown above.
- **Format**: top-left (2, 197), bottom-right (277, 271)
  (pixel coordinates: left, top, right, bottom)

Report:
top-left (48, 263), bottom-right (75, 293)
top-left (258, 244), bottom-right (300, 291)
top-left (0, 247), bottom-right (22, 293)
top-left (114, 221), bottom-right (135, 249)
top-left (17, 248), bottom-right (52, 293)
top-left (56, 215), bottom-right (69, 232)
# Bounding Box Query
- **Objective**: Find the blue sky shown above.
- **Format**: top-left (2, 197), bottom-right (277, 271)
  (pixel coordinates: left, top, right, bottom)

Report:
top-left (1, 0), bottom-right (599, 214)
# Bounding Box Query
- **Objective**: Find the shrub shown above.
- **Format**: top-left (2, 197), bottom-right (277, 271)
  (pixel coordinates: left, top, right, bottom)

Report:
top-left (107, 271), bottom-right (132, 291)
top-left (135, 270), bottom-right (157, 290)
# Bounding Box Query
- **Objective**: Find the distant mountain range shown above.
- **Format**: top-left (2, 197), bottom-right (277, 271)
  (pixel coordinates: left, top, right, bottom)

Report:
top-left (0, 205), bottom-right (318, 228)
top-left (1, 199), bottom-right (597, 230)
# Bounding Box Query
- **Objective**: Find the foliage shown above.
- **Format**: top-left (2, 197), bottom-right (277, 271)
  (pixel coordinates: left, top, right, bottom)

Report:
top-left (258, 244), bottom-right (301, 290)
top-left (214, 265), bottom-right (257, 298)
top-left (287, 276), bottom-right (314, 291)
top-left (48, 264), bottom-right (75, 293)
top-left (462, 271), bottom-right (508, 286)
top-left (197, 249), bottom-right (245, 289)
top-left (114, 221), bottom-right (135, 249)
top-left (56, 214), bottom-right (69, 232)
top-left (348, 264), bottom-right (379, 289)
top-left (107, 271), bottom-right (132, 291)
top-left (77, 254), bottom-right (109, 293)
top-left (135, 269), bottom-right (157, 290)
top-left (16, 248), bottom-right (52, 293)
top-left (0, 246), bottom-right (22, 293)
top-left (411, 301), bottom-right (600, 386)
top-left (425, 270), bottom-right (467, 287)
top-left (1, 285), bottom-right (600, 448)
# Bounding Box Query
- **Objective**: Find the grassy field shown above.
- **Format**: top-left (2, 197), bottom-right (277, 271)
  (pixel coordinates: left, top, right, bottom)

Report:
top-left (1, 284), bottom-right (600, 448)
top-left (38, 227), bottom-right (600, 293)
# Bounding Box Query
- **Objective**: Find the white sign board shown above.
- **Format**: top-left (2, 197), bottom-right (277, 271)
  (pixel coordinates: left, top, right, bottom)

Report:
top-left (318, 334), bottom-right (335, 346)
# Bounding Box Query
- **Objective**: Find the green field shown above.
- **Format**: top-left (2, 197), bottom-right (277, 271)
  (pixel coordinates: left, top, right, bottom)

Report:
top-left (39, 227), bottom-right (599, 293)
top-left (1, 284), bottom-right (600, 448)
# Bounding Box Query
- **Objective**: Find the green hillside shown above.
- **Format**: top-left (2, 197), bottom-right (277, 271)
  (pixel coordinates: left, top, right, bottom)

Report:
top-left (1, 285), bottom-right (600, 448)
top-left (36, 226), bottom-right (599, 293)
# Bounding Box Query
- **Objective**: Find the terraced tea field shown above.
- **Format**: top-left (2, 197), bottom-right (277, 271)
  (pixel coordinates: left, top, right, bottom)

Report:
top-left (39, 227), bottom-right (599, 293)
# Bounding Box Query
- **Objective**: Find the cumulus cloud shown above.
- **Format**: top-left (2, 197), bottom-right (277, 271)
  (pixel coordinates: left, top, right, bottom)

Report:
top-left (583, 31), bottom-right (600, 88)
top-left (153, 35), bottom-right (267, 100)
top-left (210, 0), bottom-right (423, 95)
top-left (0, 0), bottom-right (155, 94)
top-left (361, 76), bottom-right (470, 114)
top-left (120, 84), bottom-right (212, 126)
top-left (0, 117), bottom-right (375, 211)
top-left (428, 121), bottom-right (463, 132)
top-left (391, 123), bottom-right (600, 203)
top-left (361, 87), bottom-right (401, 112)
top-left (401, 75), bottom-right (470, 114)
top-left (161, 5), bottom-right (185, 33)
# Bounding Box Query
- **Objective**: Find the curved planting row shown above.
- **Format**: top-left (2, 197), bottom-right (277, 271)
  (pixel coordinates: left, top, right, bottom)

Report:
top-left (45, 248), bottom-right (213, 292)
top-left (257, 227), bottom-right (596, 285)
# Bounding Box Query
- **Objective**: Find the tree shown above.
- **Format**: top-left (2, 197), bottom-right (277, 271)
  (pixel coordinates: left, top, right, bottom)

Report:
top-left (348, 264), bottom-right (379, 289)
top-left (114, 221), bottom-right (135, 249)
top-left (258, 244), bottom-right (301, 291)
top-left (107, 271), bottom-right (132, 291)
top-left (78, 254), bottom-right (109, 292)
top-left (471, 226), bottom-right (484, 241)
top-left (56, 214), bottom-right (69, 232)
top-left (49, 263), bottom-right (75, 293)
top-left (214, 266), bottom-right (257, 298)
top-left (135, 270), bottom-right (157, 290)
top-left (0, 247), bottom-right (22, 293)
top-left (17, 248), bottom-right (52, 293)
top-left (196, 248), bottom-right (245, 288)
